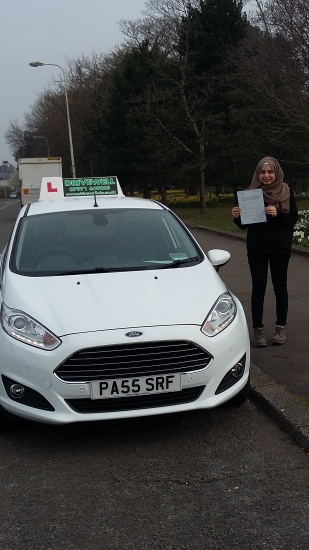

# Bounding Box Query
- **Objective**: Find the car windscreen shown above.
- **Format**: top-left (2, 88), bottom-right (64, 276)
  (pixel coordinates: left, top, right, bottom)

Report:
top-left (11, 208), bottom-right (202, 276)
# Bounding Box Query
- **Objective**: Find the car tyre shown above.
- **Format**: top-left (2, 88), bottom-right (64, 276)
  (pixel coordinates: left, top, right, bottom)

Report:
top-left (0, 404), bottom-right (20, 430)
top-left (227, 377), bottom-right (251, 407)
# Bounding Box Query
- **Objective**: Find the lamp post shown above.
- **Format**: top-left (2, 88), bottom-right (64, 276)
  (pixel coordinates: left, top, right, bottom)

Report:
top-left (33, 136), bottom-right (50, 157)
top-left (29, 61), bottom-right (76, 178)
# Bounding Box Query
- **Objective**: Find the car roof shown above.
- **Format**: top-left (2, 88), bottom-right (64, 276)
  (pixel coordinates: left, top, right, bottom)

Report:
top-left (25, 196), bottom-right (166, 216)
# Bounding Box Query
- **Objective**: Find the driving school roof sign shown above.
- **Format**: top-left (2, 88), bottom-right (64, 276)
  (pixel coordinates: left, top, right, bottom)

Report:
top-left (63, 176), bottom-right (123, 197)
top-left (39, 176), bottom-right (123, 201)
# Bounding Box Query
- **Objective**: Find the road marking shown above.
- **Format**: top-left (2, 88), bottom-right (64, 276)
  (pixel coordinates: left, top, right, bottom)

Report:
top-left (0, 202), bottom-right (18, 211)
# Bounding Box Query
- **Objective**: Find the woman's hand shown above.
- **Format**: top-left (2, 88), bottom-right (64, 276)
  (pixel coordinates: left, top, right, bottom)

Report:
top-left (265, 206), bottom-right (277, 217)
top-left (232, 207), bottom-right (241, 218)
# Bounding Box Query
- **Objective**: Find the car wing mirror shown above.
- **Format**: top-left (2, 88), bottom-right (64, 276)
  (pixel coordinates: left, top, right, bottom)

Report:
top-left (206, 249), bottom-right (231, 272)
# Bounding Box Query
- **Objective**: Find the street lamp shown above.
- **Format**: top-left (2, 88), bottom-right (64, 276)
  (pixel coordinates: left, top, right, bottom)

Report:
top-left (29, 61), bottom-right (76, 178)
top-left (33, 136), bottom-right (50, 156)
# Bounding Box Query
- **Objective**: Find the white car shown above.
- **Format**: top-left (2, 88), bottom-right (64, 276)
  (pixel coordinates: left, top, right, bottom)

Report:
top-left (0, 177), bottom-right (250, 428)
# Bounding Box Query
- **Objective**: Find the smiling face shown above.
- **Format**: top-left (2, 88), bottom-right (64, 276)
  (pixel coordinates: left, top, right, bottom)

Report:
top-left (259, 163), bottom-right (276, 185)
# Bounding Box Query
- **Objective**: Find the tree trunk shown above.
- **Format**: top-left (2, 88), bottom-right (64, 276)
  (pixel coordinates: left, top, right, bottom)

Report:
top-left (157, 183), bottom-right (169, 206)
top-left (199, 145), bottom-right (206, 214)
top-left (199, 169), bottom-right (206, 214)
top-left (188, 181), bottom-right (198, 195)
top-left (143, 184), bottom-right (151, 199)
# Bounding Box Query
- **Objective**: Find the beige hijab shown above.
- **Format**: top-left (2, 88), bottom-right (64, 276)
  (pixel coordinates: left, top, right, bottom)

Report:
top-left (249, 156), bottom-right (290, 213)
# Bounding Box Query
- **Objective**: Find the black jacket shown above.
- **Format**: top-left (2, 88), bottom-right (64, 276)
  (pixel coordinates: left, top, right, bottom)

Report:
top-left (233, 192), bottom-right (298, 256)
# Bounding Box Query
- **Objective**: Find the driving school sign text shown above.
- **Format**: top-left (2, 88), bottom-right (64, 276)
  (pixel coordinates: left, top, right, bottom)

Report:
top-left (63, 177), bottom-right (118, 197)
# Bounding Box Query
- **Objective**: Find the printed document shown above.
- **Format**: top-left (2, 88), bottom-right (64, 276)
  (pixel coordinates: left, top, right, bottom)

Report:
top-left (237, 189), bottom-right (267, 225)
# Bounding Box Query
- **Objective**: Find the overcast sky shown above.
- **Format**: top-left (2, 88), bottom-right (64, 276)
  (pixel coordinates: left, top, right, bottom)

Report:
top-left (0, 0), bottom-right (147, 165)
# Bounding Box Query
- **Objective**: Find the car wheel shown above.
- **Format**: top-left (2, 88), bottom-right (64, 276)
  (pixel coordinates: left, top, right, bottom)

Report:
top-left (0, 404), bottom-right (20, 430)
top-left (227, 377), bottom-right (251, 407)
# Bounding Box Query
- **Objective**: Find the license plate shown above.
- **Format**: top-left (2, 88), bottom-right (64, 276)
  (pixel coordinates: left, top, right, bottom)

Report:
top-left (91, 373), bottom-right (182, 400)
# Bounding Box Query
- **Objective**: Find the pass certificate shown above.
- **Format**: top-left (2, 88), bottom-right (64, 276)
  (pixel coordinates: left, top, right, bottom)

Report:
top-left (237, 189), bottom-right (267, 225)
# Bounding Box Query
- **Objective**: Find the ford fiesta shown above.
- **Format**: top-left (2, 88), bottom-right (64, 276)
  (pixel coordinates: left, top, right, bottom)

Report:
top-left (0, 177), bottom-right (250, 428)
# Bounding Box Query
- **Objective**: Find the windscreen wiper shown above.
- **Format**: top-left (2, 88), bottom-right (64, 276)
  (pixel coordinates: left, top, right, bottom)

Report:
top-left (53, 265), bottom-right (153, 276)
top-left (158, 256), bottom-right (200, 269)
top-left (45, 258), bottom-right (200, 276)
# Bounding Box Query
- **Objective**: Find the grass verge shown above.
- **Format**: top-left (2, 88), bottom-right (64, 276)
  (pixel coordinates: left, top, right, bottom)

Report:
top-left (172, 200), bottom-right (309, 234)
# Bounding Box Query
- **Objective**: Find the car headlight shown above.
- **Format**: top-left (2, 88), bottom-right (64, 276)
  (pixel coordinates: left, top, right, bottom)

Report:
top-left (201, 292), bottom-right (236, 337)
top-left (0, 303), bottom-right (61, 350)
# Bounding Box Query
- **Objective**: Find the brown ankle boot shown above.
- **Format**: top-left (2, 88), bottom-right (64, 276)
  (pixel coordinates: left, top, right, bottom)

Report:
top-left (254, 328), bottom-right (266, 347)
top-left (273, 325), bottom-right (286, 345)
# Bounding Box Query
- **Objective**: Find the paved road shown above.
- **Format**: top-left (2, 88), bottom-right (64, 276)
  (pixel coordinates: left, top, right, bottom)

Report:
top-left (0, 199), bottom-right (20, 243)
top-left (1, 400), bottom-right (309, 549)
top-left (1, 201), bottom-right (309, 550)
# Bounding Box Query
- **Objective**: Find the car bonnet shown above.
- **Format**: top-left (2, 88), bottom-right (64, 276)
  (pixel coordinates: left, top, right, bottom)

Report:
top-left (2, 261), bottom-right (227, 336)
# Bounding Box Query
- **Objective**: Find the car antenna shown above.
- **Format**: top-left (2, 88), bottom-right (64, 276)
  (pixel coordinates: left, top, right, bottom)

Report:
top-left (93, 191), bottom-right (99, 208)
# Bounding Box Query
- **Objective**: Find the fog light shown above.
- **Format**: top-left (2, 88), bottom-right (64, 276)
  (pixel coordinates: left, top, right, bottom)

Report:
top-left (230, 363), bottom-right (244, 378)
top-left (10, 384), bottom-right (25, 398)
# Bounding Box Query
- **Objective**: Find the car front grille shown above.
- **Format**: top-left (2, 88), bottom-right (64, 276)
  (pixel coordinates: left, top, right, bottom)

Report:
top-left (65, 386), bottom-right (206, 413)
top-left (55, 340), bottom-right (212, 383)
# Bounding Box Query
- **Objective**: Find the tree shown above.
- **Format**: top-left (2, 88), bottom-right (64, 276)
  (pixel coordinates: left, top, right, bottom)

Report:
top-left (85, 41), bottom-right (176, 201)
top-left (228, 0), bottom-right (309, 176)
top-left (122, 0), bottom-right (248, 212)
top-left (5, 121), bottom-right (27, 161)
top-left (7, 170), bottom-right (20, 192)
top-left (5, 0), bottom-right (255, 197)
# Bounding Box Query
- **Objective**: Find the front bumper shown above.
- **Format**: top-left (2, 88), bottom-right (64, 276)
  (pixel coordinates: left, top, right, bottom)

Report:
top-left (0, 313), bottom-right (250, 424)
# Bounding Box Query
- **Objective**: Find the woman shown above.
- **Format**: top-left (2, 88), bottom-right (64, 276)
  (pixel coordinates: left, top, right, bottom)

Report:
top-left (232, 157), bottom-right (298, 347)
